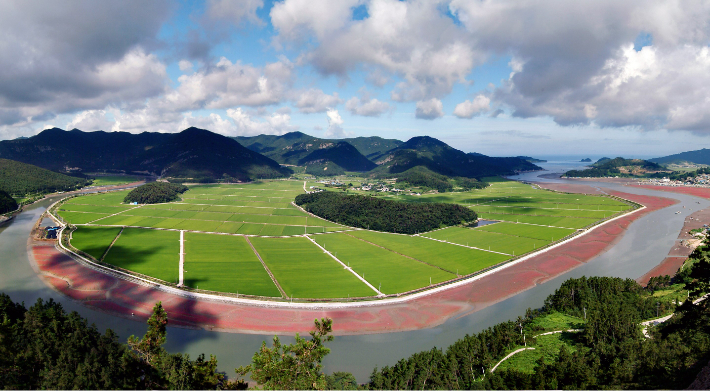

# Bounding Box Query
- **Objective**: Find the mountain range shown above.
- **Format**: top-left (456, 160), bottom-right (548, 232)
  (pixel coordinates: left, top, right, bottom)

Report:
top-left (0, 127), bottom-right (289, 182)
top-left (0, 127), bottom-right (542, 182)
top-left (237, 132), bottom-right (540, 178)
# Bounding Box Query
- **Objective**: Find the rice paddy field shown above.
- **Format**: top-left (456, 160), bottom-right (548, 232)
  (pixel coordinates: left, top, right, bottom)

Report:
top-left (60, 178), bottom-right (634, 300)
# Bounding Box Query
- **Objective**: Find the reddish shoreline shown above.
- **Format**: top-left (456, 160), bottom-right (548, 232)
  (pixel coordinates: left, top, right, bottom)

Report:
top-left (30, 190), bottom-right (675, 335)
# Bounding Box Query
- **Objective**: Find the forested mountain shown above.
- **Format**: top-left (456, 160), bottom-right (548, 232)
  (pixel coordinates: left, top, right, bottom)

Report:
top-left (235, 132), bottom-right (402, 166)
top-left (298, 142), bottom-right (377, 172)
top-left (0, 190), bottom-right (18, 213)
top-left (650, 148), bottom-right (710, 165)
top-left (341, 136), bottom-right (403, 161)
top-left (371, 136), bottom-right (541, 178)
top-left (0, 158), bottom-right (89, 195)
top-left (565, 157), bottom-right (668, 177)
top-left (0, 127), bottom-right (289, 182)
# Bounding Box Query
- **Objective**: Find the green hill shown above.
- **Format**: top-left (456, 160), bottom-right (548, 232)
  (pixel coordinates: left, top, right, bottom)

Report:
top-left (650, 148), bottom-right (710, 165)
top-left (124, 182), bottom-right (188, 204)
top-left (371, 136), bottom-right (541, 178)
top-left (0, 127), bottom-right (289, 182)
top-left (565, 157), bottom-right (668, 178)
top-left (0, 158), bottom-right (89, 195)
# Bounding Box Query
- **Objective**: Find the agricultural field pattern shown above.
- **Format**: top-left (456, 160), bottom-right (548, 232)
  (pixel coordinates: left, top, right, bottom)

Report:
top-left (56, 179), bottom-right (633, 300)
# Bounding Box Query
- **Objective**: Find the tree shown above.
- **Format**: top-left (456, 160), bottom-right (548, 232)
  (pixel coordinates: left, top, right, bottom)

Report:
top-left (236, 318), bottom-right (334, 390)
top-left (128, 301), bottom-right (168, 365)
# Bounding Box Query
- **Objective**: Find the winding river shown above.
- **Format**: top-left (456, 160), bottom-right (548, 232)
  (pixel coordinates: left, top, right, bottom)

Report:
top-left (1, 162), bottom-right (707, 381)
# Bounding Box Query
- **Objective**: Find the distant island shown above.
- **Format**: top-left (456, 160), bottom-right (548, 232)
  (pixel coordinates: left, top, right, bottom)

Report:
top-left (564, 157), bottom-right (669, 178)
top-left (516, 156), bottom-right (547, 163)
top-left (581, 158), bottom-right (592, 162)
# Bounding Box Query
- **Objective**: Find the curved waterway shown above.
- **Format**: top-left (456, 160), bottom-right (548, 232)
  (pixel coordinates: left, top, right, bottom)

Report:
top-left (1, 168), bottom-right (708, 382)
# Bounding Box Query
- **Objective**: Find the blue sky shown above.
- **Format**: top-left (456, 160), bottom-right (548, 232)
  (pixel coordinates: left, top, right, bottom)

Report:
top-left (1, 0), bottom-right (710, 158)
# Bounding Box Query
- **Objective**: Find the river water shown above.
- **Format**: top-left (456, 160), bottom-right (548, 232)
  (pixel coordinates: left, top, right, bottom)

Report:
top-left (1, 163), bottom-right (707, 381)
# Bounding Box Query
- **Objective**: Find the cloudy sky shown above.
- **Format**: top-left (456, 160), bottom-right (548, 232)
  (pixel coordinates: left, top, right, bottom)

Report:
top-left (2, 0), bottom-right (710, 158)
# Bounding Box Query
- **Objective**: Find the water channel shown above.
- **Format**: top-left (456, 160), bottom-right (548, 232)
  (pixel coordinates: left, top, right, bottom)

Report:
top-left (0, 162), bottom-right (707, 381)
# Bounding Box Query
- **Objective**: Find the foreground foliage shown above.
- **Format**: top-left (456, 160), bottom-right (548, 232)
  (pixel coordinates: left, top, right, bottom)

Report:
top-left (237, 318), bottom-right (334, 389)
top-left (0, 297), bottom-right (227, 389)
top-left (123, 182), bottom-right (189, 204)
top-left (295, 191), bottom-right (477, 234)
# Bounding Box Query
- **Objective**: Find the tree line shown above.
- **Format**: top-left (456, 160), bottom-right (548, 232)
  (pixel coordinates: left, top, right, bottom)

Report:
top-left (123, 182), bottom-right (189, 204)
top-left (295, 191), bottom-right (477, 234)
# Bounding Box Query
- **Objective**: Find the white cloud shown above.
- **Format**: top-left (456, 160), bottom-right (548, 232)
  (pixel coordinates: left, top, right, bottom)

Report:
top-left (66, 110), bottom-right (114, 131)
top-left (178, 60), bottom-right (194, 72)
top-left (415, 98), bottom-right (444, 120)
top-left (324, 108), bottom-right (350, 138)
top-left (162, 58), bottom-right (293, 111)
top-left (345, 96), bottom-right (391, 117)
top-left (270, 0), bottom-right (362, 43)
top-left (449, 0), bottom-right (710, 132)
top-left (204, 0), bottom-right (263, 26)
top-left (293, 89), bottom-right (342, 113)
top-left (226, 108), bottom-right (299, 136)
top-left (453, 95), bottom-right (490, 119)
top-left (273, 0), bottom-right (481, 101)
top-left (0, 1), bottom-right (170, 127)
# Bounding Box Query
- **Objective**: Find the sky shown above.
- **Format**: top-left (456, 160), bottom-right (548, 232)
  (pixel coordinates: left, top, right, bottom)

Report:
top-left (1, 0), bottom-right (710, 158)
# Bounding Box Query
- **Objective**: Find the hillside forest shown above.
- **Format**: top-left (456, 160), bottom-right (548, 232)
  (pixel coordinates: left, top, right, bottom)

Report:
top-left (123, 182), bottom-right (189, 204)
top-left (295, 191), bottom-right (477, 234)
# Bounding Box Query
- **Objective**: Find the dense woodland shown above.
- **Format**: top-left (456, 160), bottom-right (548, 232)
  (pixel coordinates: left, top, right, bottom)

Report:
top-left (0, 158), bottom-right (88, 196)
top-left (367, 249), bottom-right (710, 390)
top-left (0, 299), bottom-right (230, 389)
top-left (124, 182), bottom-right (189, 204)
top-left (0, 190), bottom-right (17, 214)
top-left (295, 191), bottom-right (477, 234)
top-left (394, 167), bottom-right (489, 192)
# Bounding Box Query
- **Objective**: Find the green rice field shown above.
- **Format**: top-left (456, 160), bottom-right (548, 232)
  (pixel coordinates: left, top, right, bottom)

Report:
top-left (250, 237), bottom-right (375, 299)
top-left (184, 233), bottom-right (281, 297)
top-left (102, 228), bottom-right (180, 284)
top-left (60, 178), bottom-right (635, 300)
top-left (70, 226), bottom-right (122, 260)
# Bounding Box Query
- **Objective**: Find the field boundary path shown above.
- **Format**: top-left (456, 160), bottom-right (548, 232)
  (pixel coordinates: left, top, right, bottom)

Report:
top-left (305, 235), bottom-right (384, 296)
top-left (30, 189), bottom-right (678, 335)
top-left (491, 348), bottom-right (536, 372)
top-left (178, 230), bottom-right (185, 287)
top-left (418, 235), bottom-right (512, 256)
top-left (100, 227), bottom-right (123, 262)
top-left (244, 237), bottom-right (287, 299)
top-left (342, 232), bottom-right (456, 275)
top-left (86, 204), bottom-right (143, 224)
